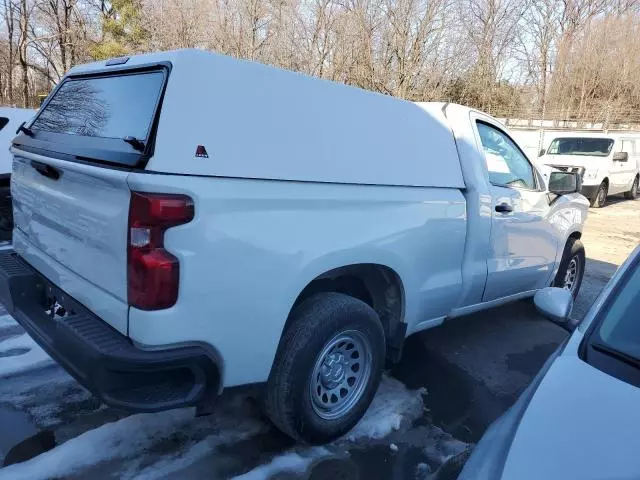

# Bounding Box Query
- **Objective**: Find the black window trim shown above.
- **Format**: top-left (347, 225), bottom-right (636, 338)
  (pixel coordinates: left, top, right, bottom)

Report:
top-left (0, 117), bottom-right (9, 131)
top-left (12, 61), bottom-right (172, 170)
top-left (475, 119), bottom-right (542, 192)
top-left (579, 251), bottom-right (640, 387)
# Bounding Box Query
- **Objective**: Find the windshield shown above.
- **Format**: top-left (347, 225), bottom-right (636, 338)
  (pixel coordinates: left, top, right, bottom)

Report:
top-left (547, 137), bottom-right (614, 157)
top-left (595, 261), bottom-right (640, 360)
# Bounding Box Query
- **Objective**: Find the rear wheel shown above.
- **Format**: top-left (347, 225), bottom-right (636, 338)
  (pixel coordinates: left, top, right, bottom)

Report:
top-left (590, 182), bottom-right (608, 208)
top-left (624, 176), bottom-right (639, 200)
top-left (265, 292), bottom-right (385, 443)
top-left (553, 238), bottom-right (585, 298)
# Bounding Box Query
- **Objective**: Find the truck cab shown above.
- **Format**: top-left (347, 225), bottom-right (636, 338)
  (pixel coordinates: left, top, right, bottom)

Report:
top-left (539, 134), bottom-right (640, 207)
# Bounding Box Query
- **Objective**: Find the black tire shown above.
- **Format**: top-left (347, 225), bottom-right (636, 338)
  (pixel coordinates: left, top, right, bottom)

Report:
top-left (553, 238), bottom-right (585, 298)
top-left (624, 176), bottom-right (639, 200)
top-left (590, 182), bottom-right (607, 208)
top-left (265, 292), bottom-right (385, 443)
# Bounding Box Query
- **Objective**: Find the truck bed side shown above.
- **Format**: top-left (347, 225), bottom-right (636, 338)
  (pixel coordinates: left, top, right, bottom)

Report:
top-left (126, 173), bottom-right (467, 387)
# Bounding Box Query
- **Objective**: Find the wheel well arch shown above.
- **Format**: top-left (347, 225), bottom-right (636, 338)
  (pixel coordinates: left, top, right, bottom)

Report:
top-left (287, 263), bottom-right (405, 359)
top-left (568, 231), bottom-right (582, 241)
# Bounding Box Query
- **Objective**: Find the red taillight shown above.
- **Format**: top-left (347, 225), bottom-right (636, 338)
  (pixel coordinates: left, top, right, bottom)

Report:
top-left (128, 192), bottom-right (194, 310)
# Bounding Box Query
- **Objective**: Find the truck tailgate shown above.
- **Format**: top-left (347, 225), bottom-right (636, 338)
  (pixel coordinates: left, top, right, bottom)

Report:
top-left (11, 150), bottom-right (131, 333)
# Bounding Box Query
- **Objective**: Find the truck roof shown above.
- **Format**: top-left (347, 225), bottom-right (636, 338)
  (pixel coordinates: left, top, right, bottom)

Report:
top-left (67, 49), bottom-right (465, 189)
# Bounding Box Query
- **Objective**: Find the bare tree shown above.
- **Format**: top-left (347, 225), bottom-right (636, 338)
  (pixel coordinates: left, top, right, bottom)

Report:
top-left (2, 0), bottom-right (17, 103)
top-left (517, 0), bottom-right (560, 116)
top-left (0, 0), bottom-right (638, 118)
top-left (458, 0), bottom-right (530, 109)
top-left (37, 0), bottom-right (79, 71)
top-left (377, 0), bottom-right (449, 99)
top-left (17, 0), bottom-right (30, 106)
top-left (143, 0), bottom-right (211, 50)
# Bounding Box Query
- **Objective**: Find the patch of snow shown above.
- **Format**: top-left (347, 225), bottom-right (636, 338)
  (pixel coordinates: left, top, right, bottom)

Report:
top-left (131, 416), bottom-right (265, 480)
top-left (0, 314), bottom-right (17, 329)
top-left (0, 364), bottom-right (437, 480)
top-left (0, 366), bottom-right (78, 409)
top-left (129, 376), bottom-right (422, 479)
top-left (0, 366), bottom-right (67, 401)
top-left (0, 409), bottom-right (198, 480)
top-left (230, 447), bottom-right (331, 480)
top-left (0, 395), bottom-right (267, 480)
top-left (132, 440), bottom-right (214, 480)
top-left (27, 385), bottom-right (96, 429)
top-left (342, 375), bottom-right (424, 441)
top-left (385, 423), bottom-right (470, 467)
top-left (389, 443), bottom-right (399, 452)
top-left (423, 431), bottom-right (469, 466)
top-left (0, 333), bottom-right (53, 378)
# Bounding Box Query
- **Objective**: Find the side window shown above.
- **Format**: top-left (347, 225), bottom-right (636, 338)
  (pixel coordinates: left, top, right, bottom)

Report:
top-left (476, 121), bottom-right (536, 190)
top-left (621, 139), bottom-right (634, 154)
top-left (0, 117), bottom-right (8, 131)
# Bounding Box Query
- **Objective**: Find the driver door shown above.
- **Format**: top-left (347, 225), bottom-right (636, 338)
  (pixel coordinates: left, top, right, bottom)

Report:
top-left (474, 119), bottom-right (560, 301)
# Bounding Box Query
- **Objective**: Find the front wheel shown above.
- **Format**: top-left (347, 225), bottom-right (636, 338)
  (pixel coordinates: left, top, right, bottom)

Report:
top-left (590, 182), bottom-right (608, 208)
top-left (553, 238), bottom-right (585, 298)
top-left (264, 292), bottom-right (385, 443)
top-left (624, 176), bottom-right (639, 200)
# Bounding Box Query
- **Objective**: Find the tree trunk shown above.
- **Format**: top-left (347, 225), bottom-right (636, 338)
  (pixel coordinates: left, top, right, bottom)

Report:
top-left (3, 0), bottom-right (16, 104)
top-left (19, 0), bottom-right (29, 107)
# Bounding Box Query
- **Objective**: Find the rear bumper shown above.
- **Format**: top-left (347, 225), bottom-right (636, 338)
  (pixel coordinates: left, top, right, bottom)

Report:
top-left (0, 251), bottom-right (220, 412)
top-left (580, 184), bottom-right (600, 200)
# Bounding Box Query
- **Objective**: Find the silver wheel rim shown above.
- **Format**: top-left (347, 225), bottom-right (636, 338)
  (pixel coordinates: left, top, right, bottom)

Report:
top-left (563, 257), bottom-right (580, 293)
top-left (310, 330), bottom-right (372, 420)
top-left (598, 187), bottom-right (606, 205)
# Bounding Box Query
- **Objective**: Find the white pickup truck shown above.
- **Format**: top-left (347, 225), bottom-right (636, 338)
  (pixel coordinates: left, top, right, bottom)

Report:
top-left (0, 50), bottom-right (589, 443)
top-left (538, 134), bottom-right (640, 207)
top-left (0, 107), bottom-right (36, 240)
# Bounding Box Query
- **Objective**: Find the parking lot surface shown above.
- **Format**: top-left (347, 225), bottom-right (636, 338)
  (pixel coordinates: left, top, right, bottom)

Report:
top-left (0, 197), bottom-right (637, 479)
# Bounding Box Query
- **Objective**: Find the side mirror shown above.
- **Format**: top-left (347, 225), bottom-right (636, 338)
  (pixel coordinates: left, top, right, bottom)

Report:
top-left (539, 148), bottom-right (546, 157)
top-left (534, 288), bottom-right (575, 331)
top-left (548, 171), bottom-right (580, 196)
top-left (613, 151), bottom-right (628, 162)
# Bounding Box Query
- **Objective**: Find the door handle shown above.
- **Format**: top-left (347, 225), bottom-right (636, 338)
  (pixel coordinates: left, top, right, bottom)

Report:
top-left (495, 202), bottom-right (513, 213)
top-left (31, 160), bottom-right (61, 180)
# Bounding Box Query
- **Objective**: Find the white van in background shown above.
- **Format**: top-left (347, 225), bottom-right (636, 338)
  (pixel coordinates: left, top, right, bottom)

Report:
top-left (538, 133), bottom-right (640, 208)
top-left (0, 107), bottom-right (36, 240)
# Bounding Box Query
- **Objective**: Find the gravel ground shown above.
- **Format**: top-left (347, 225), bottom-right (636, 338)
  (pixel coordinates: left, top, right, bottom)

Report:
top-left (573, 196), bottom-right (640, 318)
